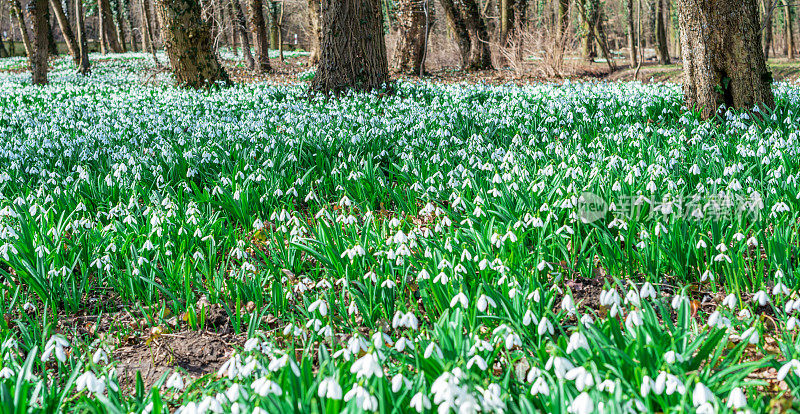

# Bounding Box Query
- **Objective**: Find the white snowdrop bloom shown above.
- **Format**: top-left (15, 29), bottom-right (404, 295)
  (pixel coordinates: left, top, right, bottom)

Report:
top-left (722, 293), bottom-right (737, 309)
top-left (624, 289), bottom-right (641, 307)
top-left (545, 356), bottom-right (574, 379)
top-left (477, 294), bottom-right (496, 312)
top-left (773, 282), bottom-right (790, 296)
top-left (696, 403), bottom-right (715, 414)
top-left (639, 282), bottom-right (656, 301)
top-left (537, 317), bottom-right (554, 336)
top-left (747, 236), bottom-right (759, 247)
top-left (561, 295), bottom-right (576, 315)
top-left (789, 317), bottom-right (799, 331)
top-left (268, 354), bottom-right (289, 372)
top-left (778, 359), bottom-right (800, 381)
top-left (350, 353), bottom-right (383, 379)
top-left (252, 377), bottom-right (282, 397)
top-left (597, 379), bottom-right (615, 393)
top-left (504, 332), bottom-right (522, 350)
top-left (738, 308), bottom-right (752, 319)
top-left (308, 299), bottom-right (328, 317)
top-left (391, 374), bottom-right (411, 393)
top-left (41, 334), bottom-right (69, 363)
top-left (752, 290), bottom-right (769, 306)
top-left (92, 348), bottom-right (108, 364)
top-left (740, 327), bottom-right (760, 344)
top-left (640, 375), bottom-right (653, 397)
top-left (689, 164), bottom-right (701, 175)
top-left (522, 310), bottom-right (538, 326)
top-left (692, 382), bottom-right (714, 406)
top-left (318, 377), bottom-right (343, 400)
top-left (599, 289), bottom-right (620, 307)
top-left (624, 310), bottom-right (643, 336)
top-left (450, 292), bottom-right (469, 309)
top-left (696, 239), bottom-right (707, 249)
top-left (166, 372), bottom-right (184, 391)
top-left (76, 371), bottom-right (106, 395)
top-left (566, 332), bottom-right (589, 354)
top-left (580, 314), bottom-right (594, 327)
top-left (567, 392), bottom-right (594, 414)
top-left (0, 367), bottom-right (13, 379)
top-left (344, 385), bottom-right (379, 411)
top-left (530, 377), bottom-right (550, 395)
top-left (409, 392), bottom-right (431, 413)
top-left (565, 366), bottom-right (594, 391)
top-left (727, 387), bottom-right (747, 409)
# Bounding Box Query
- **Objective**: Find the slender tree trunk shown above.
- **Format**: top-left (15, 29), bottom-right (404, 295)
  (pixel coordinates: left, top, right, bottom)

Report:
top-left (49, 0), bottom-right (79, 62)
top-left (113, 0), bottom-right (127, 51)
top-left (154, 0), bottom-right (230, 87)
top-left (784, 0), bottom-right (794, 58)
top-left (268, 0), bottom-right (278, 49)
top-left (499, 0), bottom-right (514, 46)
top-left (0, 36), bottom-right (7, 58)
top-left (655, 0), bottom-right (669, 63)
top-left (679, 0), bottom-right (774, 118)
top-left (230, 0), bottom-right (254, 68)
top-left (98, 0), bottom-right (122, 52)
top-left (29, 0), bottom-right (50, 84)
top-left (312, 0), bottom-right (389, 94)
top-left (248, 0), bottom-right (271, 72)
top-left (555, 0), bottom-right (570, 64)
top-left (215, 0), bottom-right (229, 46)
top-left (10, 0), bottom-right (34, 57)
top-left (626, 0), bottom-right (637, 66)
top-left (462, 0), bottom-right (492, 70)
top-left (140, 0), bottom-right (153, 52)
top-left (227, 0), bottom-right (239, 51)
top-left (46, 6), bottom-right (58, 55)
top-left (392, 0), bottom-right (430, 74)
top-left (439, 0), bottom-right (471, 69)
top-left (762, 0), bottom-right (773, 59)
top-left (123, 0), bottom-right (139, 51)
top-left (306, 0), bottom-right (320, 65)
top-left (579, 0), bottom-right (597, 61)
top-left (75, 0), bottom-right (89, 73)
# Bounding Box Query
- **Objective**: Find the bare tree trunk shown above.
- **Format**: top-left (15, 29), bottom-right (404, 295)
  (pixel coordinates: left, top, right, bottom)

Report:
top-left (49, 0), bottom-right (79, 62)
top-left (762, 0), bottom-right (773, 59)
top-left (267, 0), bottom-right (278, 49)
top-left (46, 7), bottom-right (58, 55)
top-left (655, 0), bottom-right (669, 63)
top-left (215, 0), bottom-right (229, 46)
top-left (312, 0), bottom-right (389, 94)
top-left (462, 0), bottom-right (492, 70)
top-left (439, 0), bottom-right (471, 69)
top-left (626, 0), bottom-right (637, 66)
top-left (29, 0), bottom-right (50, 84)
top-left (10, 0), bottom-right (33, 57)
top-left (784, 0), bottom-right (794, 58)
top-left (392, 0), bottom-right (430, 74)
top-left (0, 36), bottom-right (7, 58)
top-left (679, 0), bottom-right (774, 118)
top-left (98, 0), bottom-right (123, 52)
top-left (555, 0), bottom-right (570, 64)
top-left (154, 0), bottom-right (230, 87)
top-left (140, 0), bottom-right (153, 52)
top-left (579, 0), bottom-right (597, 61)
top-left (499, 0), bottom-right (514, 46)
top-left (230, 0), bottom-right (254, 68)
top-left (114, 0), bottom-right (127, 51)
top-left (306, 0), bottom-right (320, 65)
top-left (75, 0), bottom-right (89, 73)
top-left (123, 0), bottom-right (139, 51)
top-left (248, 0), bottom-right (271, 72)
top-left (227, 0), bottom-right (239, 51)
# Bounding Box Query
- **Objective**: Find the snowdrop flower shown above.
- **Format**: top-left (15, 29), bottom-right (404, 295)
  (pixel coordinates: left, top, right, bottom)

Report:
top-left (567, 392), bottom-right (594, 414)
top-left (777, 359), bottom-right (800, 381)
top-left (92, 348), bottom-right (108, 364)
top-left (727, 387), bottom-right (747, 409)
top-left (722, 293), bottom-right (737, 309)
top-left (166, 372), bottom-right (184, 391)
top-left (639, 282), bottom-right (656, 301)
top-left (530, 377), bottom-right (550, 395)
top-left (252, 377), bottom-right (282, 397)
top-left (76, 371), bottom-right (105, 395)
top-left (773, 281), bottom-right (790, 296)
top-left (350, 353), bottom-right (383, 379)
top-left (391, 374), bottom-right (411, 393)
top-left (537, 317), bottom-right (554, 336)
top-left (752, 290), bottom-right (769, 306)
top-left (424, 342), bottom-right (443, 359)
top-left (566, 332), bottom-right (589, 354)
top-left (565, 366), bottom-right (594, 391)
top-left (692, 382), bottom-right (714, 406)
top-left (41, 334), bottom-right (69, 363)
top-left (410, 391), bottom-right (431, 412)
top-left (740, 327), bottom-right (759, 344)
top-left (318, 377), bottom-right (343, 400)
top-left (476, 294), bottom-right (496, 312)
top-left (450, 292), bottom-right (469, 308)
top-left (0, 367), bottom-right (13, 379)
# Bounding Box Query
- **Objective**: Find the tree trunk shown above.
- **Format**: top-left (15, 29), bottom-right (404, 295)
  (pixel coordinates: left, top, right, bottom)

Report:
top-left (655, 0), bottom-right (669, 64)
top-left (626, 0), bottom-right (637, 66)
top-left (462, 0), bottom-right (492, 70)
top-left (141, 0), bottom-right (154, 52)
top-left (230, 0), bottom-right (254, 68)
top-left (29, 0), bottom-right (50, 84)
top-left (123, 0), bottom-right (139, 51)
top-left (49, 0), bottom-right (79, 62)
top-left (439, 0), bottom-right (471, 69)
top-left (0, 36), bottom-right (8, 58)
top-left (248, 0), bottom-right (271, 72)
top-left (555, 0), bottom-right (570, 64)
top-left (392, 0), bottom-right (430, 74)
top-left (75, 0), bottom-right (90, 73)
top-left (46, 6), bottom-right (58, 55)
top-left (114, 0), bottom-right (127, 51)
top-left (215, 0), bottom-right (229, 46)
top-left (10, 0), bottom-right (34, 57)
top-left (227, 0), bottom-right (239, 51)
top-left (499, 0), bottom-right (514, 46)
top-left (98, 0), bottom-right (123, 52)
top-left (679, 0), bottom-right (774, 118)
top-left (306, 0), bottom-right (321, 65)
top-left (154, 0), bottom-right (230, 87)
top-left (579, 0), bottom-right (597, 61)
top-left (762, 0), bottom-right (773, 59)
top-left (268, 0), bottom-right (279, 50)
top-left (784, 0), bottom-right (794, 58)
top-left (311, 0), bottom-right (389, 94)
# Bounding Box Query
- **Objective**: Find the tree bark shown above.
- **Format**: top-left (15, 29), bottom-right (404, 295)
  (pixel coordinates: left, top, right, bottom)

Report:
top-left (439, 0), bottom-right (471, 69)
top-left (762, 0), bottom-right (773, 59)
top-left (462, 0), bottom-right (492, 70)
top-left (215, 0), bottom-right (229, 46)
top-left (499, 0), bottom-right (514, 46)
top-left (679, 0), bottom-right (774, 118)
top-left (75, 0), bottom-right (90, 73)
top-left (655, 0), bottom-right (669, 64)
top-left (9, 0), bottom-right (33, 57)
top-left (141, 0), bottom-right (154, 52)
top-left (0, 36), bottom-right (8, 58)
top-left (268, 0), bottom-right (279, 50)
top-left (124, 0), bottom-right (139, 51)
top-left (555, 0), bottom-right (570, 64)
top-left (49, 0), bottom-right (79, 62)
top-left (98, 0), bottom-right (123, 52)
top-left (306, 0), bottom-right (320, 65)
top-left (229, 0), bottom-right (254, 68)
top-left (784, 0), bottom-right (794, 58)
top-left (392, 0), bottom-right (430, 74)
top-left (311, 0), bottom-right (389, 94)
top-left (626, 0), bottom-right (637, 66)
top-left (154, 0), bottom-right (230, 87)
top-left (114, 0), bottom-right (127, 51)
top-left (46, 5), bottom-right (58, 55)
top-left (248, 0), bottom-right (271, 72)
top-left (579, 0), bottom-right (597, 61)
top-left (29, 0), bottom-right (50, 84)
